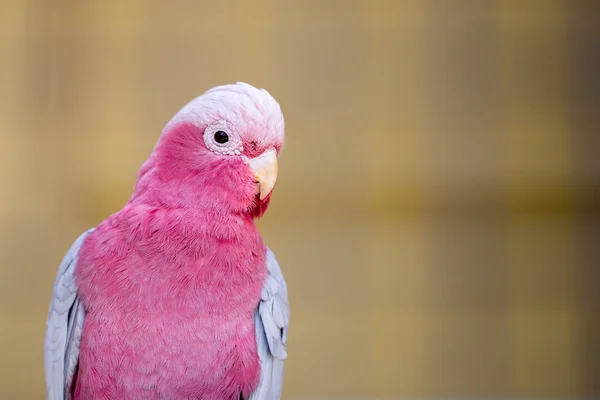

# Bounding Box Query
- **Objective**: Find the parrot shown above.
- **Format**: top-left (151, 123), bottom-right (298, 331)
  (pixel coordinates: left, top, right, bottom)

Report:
top-left (44, 82), bottom-right (290, 400)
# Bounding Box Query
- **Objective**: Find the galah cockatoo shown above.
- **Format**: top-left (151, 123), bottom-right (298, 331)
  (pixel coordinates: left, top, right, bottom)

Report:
top-left (44, 82), bottom-right (290, 400)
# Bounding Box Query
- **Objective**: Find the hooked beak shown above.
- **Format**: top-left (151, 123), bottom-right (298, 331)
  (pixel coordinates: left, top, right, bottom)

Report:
top-left (246, 149), bottom-right (278, 200)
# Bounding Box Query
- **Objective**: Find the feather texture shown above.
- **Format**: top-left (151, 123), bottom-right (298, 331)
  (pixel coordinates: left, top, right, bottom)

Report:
top-left (249, 249), bottom-right (290, 400)
top-left (45, 229), bottom-right (289, 399)
top-left (44, 229), bottom-right (93, 400)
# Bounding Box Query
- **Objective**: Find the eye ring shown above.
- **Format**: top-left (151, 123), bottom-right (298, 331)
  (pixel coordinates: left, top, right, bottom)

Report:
top-left (203, 120), bottom-right (243, 155)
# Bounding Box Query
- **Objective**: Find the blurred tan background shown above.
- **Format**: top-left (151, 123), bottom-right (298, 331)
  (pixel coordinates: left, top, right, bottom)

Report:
top-left (1, 0), bottom-right (599, 398)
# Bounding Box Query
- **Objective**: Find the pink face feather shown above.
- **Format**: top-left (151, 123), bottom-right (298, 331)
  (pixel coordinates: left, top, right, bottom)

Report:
top-left (72, 83), bottom-right (286, 399)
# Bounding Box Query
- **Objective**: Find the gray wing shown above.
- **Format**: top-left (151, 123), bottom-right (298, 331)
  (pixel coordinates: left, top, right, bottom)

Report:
top-left (44, 229), bottom-right (93, 400)
top-left (249, 248), bottom-right (290, 400)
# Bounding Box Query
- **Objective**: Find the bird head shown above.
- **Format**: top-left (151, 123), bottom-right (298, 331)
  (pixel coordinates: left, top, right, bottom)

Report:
top-left (133, 82), bottom-right (285, 218)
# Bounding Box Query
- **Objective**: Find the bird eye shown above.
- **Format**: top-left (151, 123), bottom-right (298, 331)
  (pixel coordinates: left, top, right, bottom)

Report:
top-left (214, 130), bottom-right (229, 144)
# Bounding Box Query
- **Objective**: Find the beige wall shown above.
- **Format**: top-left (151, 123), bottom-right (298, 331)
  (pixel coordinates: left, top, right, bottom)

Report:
top-left (1, 0), bottom-right (598, 398)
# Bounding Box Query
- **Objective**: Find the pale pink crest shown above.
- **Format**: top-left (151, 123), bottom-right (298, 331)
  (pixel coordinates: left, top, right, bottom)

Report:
top-left (164, 82), bottom-right (285, 154)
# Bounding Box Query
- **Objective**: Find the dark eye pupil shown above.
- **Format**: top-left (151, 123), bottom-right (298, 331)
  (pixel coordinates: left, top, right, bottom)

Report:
top-left (214, 130), bottom-right (229, 144)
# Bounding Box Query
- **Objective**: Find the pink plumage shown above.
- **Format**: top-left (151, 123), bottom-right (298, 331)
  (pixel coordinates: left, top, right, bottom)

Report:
top-left (48, 83), bottom-right (287, 399)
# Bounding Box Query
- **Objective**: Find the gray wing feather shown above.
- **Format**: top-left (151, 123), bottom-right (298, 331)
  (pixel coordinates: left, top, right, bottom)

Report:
top-left (44, 229), bottom-right (93, 400)
top-left (249, 248), bottom-right (290, 400)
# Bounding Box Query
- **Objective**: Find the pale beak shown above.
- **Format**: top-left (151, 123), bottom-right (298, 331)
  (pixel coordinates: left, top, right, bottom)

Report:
top-left (246, 149), bottom-right (278, 200)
